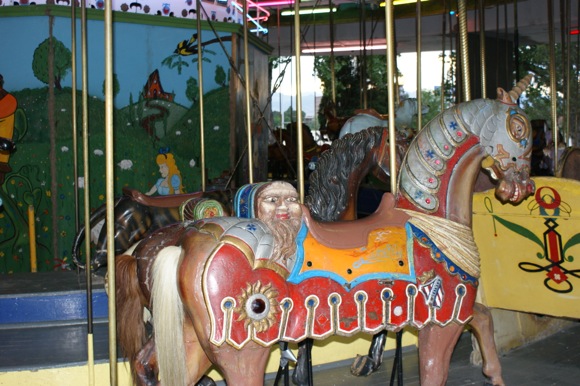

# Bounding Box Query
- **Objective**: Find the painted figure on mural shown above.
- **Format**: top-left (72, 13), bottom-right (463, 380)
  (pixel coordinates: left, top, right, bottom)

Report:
top-left (146, 148), bottom-right (185, 195)
top-left (0, 74), bottom-right (18, 184)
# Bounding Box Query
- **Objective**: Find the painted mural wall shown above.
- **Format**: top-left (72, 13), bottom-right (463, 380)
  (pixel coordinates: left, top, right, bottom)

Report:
top-left (0, 5), bottom-right (272, 273)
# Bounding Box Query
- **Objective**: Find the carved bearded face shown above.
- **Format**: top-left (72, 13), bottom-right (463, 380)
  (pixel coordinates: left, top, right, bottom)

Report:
top-left (255, 181), bottom-right (302, 266)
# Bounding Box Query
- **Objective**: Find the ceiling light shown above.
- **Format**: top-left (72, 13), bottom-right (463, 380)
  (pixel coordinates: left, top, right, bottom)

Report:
top-left (280, 7), bottom-right (337, 16)
top-left (302, 43), bottom-right (387, 54)
top-left (380, 0), bottom-right (430, 6)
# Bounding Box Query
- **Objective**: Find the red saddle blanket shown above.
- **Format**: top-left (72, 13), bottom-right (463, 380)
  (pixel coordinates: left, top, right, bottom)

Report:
top-left (203, 223), bottom-right (478, 349)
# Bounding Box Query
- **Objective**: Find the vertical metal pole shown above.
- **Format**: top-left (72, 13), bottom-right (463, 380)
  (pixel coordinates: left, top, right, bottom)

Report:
top-left (385, 0), bottom-right (397, 195)
top-left (243, 0), bottom-right (254, 183)
top-left (565, 0), bottom-right (571, 143)
top-left (513, 0), bottom-right (520, 85)
top-left (294, 0), bottom-right (305, 202)
top-left (361, 0), bottom-right (368, 109)
top-left (329, 0), bottom-right (336, 104)
top-left (440, 3), bottom-right (446, 111)
top-left (548, 0), bottom-right (559, 173)
top-left (458, 0), bottom-right (471, 102)
top-left (104, 1), bottom-right (117, 384)
top-left (71, 1), bottom-right (79, 232)
top-left (197, 1), bottom-right (206, 191)
top-left (416, 0), bottom-right (422, 131)
top-left (80, 0), bottom-right (94, 383)
top-left (479, 0), bottom-right (487, 99)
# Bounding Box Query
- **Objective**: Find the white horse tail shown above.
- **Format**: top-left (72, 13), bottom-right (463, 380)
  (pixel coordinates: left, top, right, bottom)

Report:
top-left (152, 245), bottom-right (187, 386)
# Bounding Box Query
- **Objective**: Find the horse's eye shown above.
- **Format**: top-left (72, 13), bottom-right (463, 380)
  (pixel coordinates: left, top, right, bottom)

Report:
top-left (508, 115), bottom-right (529, 141)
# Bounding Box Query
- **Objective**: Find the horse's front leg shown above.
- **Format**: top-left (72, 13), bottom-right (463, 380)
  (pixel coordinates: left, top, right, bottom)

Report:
top-left (418, 323), bottom-right (463, 386)
top-left (350, 331), bottom-right (388, 376)
top-left (469, 302), bottom-right (505, 386)
top-left (183, 317), bottom-right (216, 386)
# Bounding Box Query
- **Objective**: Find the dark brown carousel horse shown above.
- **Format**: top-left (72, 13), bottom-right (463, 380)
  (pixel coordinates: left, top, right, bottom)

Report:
top-left (71, 187), bottom-right (233, 270)
top-left (268, 122), bottom-right (329, 179)
top-left (555, 146), bottom-right (580, 179)
top-left (115, 76), bottom-right (535, 386)
top-left (321, 102), bottom-right (350, 141)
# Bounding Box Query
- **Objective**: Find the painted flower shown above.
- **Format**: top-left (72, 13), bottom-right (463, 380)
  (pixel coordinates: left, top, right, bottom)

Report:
top-left (117, 160), bottom-right (133, 170)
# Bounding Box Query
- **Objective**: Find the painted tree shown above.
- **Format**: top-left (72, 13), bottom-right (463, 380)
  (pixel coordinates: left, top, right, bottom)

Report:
top-left (102, 73), bottom-right (121, 99)
top-left (32, 37), bottom-right (72, 90)
top-left (214, 65), bottom-right (227, 87)
top-left (185, 76), bottom-right (199, 104)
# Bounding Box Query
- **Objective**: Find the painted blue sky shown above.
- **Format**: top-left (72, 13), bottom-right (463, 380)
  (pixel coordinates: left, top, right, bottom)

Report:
top-left (1, 14), bottom-right (234, 108)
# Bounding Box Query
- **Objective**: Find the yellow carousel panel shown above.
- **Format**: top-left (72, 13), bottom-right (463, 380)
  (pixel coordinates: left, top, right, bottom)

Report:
top-left (473, 177), bottom-right (580, 318)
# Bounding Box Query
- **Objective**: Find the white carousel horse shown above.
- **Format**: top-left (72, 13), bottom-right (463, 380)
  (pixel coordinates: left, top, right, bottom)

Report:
top-left (339, 98), bottom-right (430, 139)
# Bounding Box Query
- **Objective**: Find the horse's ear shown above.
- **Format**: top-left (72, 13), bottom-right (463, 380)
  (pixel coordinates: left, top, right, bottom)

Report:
top-left (496, 87), bottom-right (514, 104)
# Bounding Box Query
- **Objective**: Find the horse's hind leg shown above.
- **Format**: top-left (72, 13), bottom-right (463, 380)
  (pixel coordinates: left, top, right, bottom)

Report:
top-left (469, 303), bottom-right (505, 386)
top-left (418, 323), bottom-right (463, 386)
top-left (133, 337), bottom-right (159, 386)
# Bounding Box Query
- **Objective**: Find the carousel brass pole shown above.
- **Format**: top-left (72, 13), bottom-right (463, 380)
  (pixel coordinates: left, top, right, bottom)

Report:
top-left (104, 1), bottom-right (117, 384)
top-left (548, 0), bottom-right (559, 173)
top-left (479, 0), bottom-right (487, 99)
top-left (440, 2), bottom-right (447, 111)
top-left (243, 0), bottom-right (254, 183)
top-left (294, 0), bottom-right (305, 202)
top-left (416, 0), bottom-right (422, 131)
top-left (329, 0), bottom-right (336, 104)
top-left (458, 0), bottom-right (471, 102)
top-left (565, 0), bottom-right (571, 144)
top-left (80, 0), bottom-right (95, 383)
top-left (71, 1), bottom-right (79, 232)
top-left (385, 0), bottom-right (397, 194)
top-left (197, 0), bottom-right (206, 191)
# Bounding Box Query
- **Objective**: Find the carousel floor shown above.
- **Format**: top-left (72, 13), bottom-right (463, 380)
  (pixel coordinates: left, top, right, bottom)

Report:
top-left (262, 323), bottom-right (580, 386)
top-left (1, 271), bottom-right (580, 385)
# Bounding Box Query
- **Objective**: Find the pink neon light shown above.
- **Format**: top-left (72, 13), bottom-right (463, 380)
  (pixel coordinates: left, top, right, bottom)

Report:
top-left (252, 0), bottom-right (295, 7)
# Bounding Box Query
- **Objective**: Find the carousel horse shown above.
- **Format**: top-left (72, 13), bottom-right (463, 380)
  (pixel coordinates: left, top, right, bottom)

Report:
top-left (339, 98), bottom-right (430, 139)
top-left (556, 146), bottom-right (580, 179)
top-left (321, 102), bottom-right (350, 141)
top-left (267, 122), bottom-right (329, 179)
top-left (71, 187), bottom-right (232, 270)
top-left (114, 76), bottom-right (535, 386)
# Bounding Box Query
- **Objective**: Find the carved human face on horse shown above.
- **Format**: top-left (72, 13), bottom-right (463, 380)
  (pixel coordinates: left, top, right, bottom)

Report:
top-left (236, 181), bottom-right (302, 267)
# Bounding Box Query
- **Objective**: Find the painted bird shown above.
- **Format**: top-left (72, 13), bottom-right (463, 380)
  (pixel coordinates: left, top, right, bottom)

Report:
top-left (174, 34), bottom-right (198, 56)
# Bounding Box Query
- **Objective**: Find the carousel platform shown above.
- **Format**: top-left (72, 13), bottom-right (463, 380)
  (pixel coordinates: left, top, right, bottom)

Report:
top-left (0, 270), bottom-right (112, 370)
top-left (1, 271), bottom-right (579, 385)
top-left (264, 322), bottom-right (580, 386)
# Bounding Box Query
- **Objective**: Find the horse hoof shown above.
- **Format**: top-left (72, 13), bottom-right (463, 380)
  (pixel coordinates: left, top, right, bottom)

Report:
top-left (350, 354), bottom-right (380, 376)
top-left (195, 375), bottom-right (216, 386)
top-left (291, 366), bottom-right (309, 386)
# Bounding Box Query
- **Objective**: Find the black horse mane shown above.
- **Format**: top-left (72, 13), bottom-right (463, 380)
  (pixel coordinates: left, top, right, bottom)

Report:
top-left (305, 127), bottom-right (384, 222)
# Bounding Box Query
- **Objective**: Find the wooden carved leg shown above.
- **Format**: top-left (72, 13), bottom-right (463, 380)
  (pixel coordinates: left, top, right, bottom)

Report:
top-left (292, 339), bottom-right (313, 386)
top-left (134, 337), bottom-right (160, 386)
top-left (183, 319), bottom-right (216, 386)
top-left (212, 343), bottom-right (271, 386)
top-left (350, 331), bottom-right (388, 376)
top-left (469, 303), bottom-right (505, 386)
top-left (418, 323), bottom-right (463, 386)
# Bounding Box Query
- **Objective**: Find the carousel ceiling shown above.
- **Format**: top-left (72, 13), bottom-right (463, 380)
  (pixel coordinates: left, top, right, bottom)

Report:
top-left (248, 0), bottom-right (578, 56)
